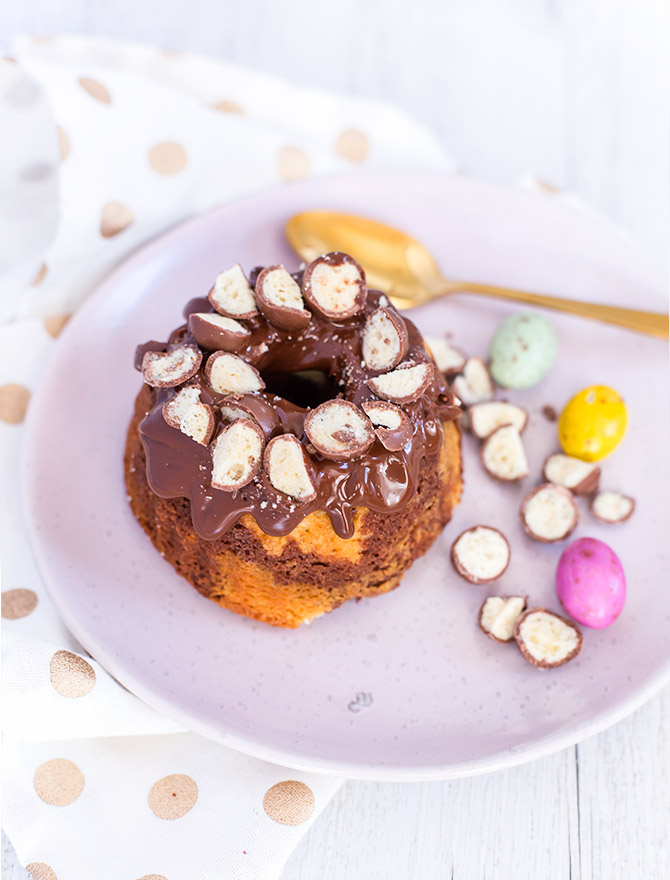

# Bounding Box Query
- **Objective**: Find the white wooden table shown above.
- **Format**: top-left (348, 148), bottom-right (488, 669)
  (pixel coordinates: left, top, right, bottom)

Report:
top-left (2, 1), bottom-right (668, 876)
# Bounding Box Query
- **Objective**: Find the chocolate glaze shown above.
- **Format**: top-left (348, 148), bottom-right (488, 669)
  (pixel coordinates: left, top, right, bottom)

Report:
top-left (135, 271), bottom-right (461, 541)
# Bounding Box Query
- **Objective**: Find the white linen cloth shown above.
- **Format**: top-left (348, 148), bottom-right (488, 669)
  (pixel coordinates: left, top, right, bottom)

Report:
top-left (0, 35), bottom-right (453, 880)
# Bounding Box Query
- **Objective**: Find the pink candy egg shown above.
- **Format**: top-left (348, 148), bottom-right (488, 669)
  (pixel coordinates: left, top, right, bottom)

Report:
top-left (556, 537), bottom-right (626, 629)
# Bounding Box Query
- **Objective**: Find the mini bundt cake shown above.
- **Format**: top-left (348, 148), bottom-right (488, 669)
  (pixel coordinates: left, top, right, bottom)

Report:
top-left (124, 252), bottom-right (462, 627)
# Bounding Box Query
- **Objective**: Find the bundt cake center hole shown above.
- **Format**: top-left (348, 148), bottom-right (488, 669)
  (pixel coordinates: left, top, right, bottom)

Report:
top-left (261, 369), bottom-right (340, 409)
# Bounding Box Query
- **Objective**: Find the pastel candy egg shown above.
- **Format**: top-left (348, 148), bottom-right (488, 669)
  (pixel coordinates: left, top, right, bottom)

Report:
top-left (556, 537), bottom-right (626, 629)
top-left (559, 385), bottom-right (627, 462)
top-left (488, 312), bottom-right (557, 389)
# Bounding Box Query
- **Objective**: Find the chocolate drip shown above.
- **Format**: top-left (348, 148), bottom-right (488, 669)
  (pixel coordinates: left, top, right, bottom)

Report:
top-left (136, 280), bottom-right (460, 541)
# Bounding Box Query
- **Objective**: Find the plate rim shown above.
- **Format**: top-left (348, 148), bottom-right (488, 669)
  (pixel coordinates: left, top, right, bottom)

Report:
top-left (22, 169), bottom-right (670, 780)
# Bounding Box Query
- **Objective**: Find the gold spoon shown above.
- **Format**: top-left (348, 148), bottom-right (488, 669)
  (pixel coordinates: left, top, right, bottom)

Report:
top-left (285, 211), bottom-right (669, 339)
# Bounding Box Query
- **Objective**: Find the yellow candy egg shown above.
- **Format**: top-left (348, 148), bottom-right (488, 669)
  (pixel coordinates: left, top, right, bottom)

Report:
top-left (559, 386), bottom-right (627, 462)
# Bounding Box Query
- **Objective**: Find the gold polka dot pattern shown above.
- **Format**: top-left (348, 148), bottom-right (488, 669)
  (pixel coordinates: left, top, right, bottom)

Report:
top-left (31, 263), bottom-right (48, 286)
top-left (78, 77), bottom-right (111, 104)
top-left (2, 588), bottom-right (39, 619)
top-left (336, 129), bottom-right (370, 163)
top-left (148, 774), bottom-right (198, 819)
top-left (213, 100), bottom-right (244, 115)
top-left (277, 146), bottom-right (310, 182)
top-left (148, 142), bottom-right (188, 175)
top-left (101, 202), bottom-right (134, 238)
top-left (34, 759), bottom-right (85, 806)
top-left (50, 650), bottom-right (97, 698)
top-left (0, 384), bottom-right (30, 424)
top-left (43, 315), bottom-right (71, 339)
top-left (263, 780), bottom-right (315, 825)
top-left (26, 863), bottom-right (57, 880)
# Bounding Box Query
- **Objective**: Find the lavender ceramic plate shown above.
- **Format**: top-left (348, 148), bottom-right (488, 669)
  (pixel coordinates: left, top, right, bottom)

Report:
top-left (23, 172), bottom-right (670, 780)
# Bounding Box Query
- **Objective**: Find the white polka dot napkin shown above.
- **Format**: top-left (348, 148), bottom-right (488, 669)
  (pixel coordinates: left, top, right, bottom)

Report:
top-left (1, 35), bottom-right (454, 880)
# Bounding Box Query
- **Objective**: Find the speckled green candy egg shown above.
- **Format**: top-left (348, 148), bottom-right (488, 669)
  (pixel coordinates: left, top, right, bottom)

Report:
top-left (488, 312), bottom-right (558, 389)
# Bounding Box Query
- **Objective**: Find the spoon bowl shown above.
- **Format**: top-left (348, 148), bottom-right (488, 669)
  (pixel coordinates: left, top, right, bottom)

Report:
top-left (285, 210), bottom-right (669, 338)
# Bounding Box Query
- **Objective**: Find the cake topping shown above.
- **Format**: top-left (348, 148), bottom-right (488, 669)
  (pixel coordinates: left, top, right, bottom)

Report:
top-left (450, 526), bottom-right (511, 584)
top-left (264, 434), bottom-right (317, 501)
top-left (303, 399), bottom-right (375, 461)
top-left (141, 345), bottom-right (202, 388)
top-left (211, 418), bottom-right (265, 491)
top-left (188, 312), bottom-right (251, 352)
top-left (469, 401), bottom-right (528, 439)
top-left (162, 385), bottom-right (214, 445)
top-left (208, 264), bottom-right (258, 319)
top-left (481, 424), bottom-right (529, 481)
top-left (302, 252), bottom-right (367, 319)
top-left (451, 357), bottom-right (494, 405)
top-left (478, 596), bottom-right (527, 642)
top-left (520, 483), bottom-right (578, 542)
top-left (514, 608), bottom-right (582, 668)
top-left (204, 352), bottom-right (265, 395)
top-left (542, 453), bottom-right (600, 495)
top-left (367, 361), bottom-right (433, 404)
top-left (135, 267), bottom-right (460, 541)
top-left (424, 336), bottom-right (467, 376)
top-left (361, 306), bottom-right (409, 372)
top-left (590, 490), bottom-right (635, 524)
top-left (254, 265), bottom-right (311, 331)
top-left (361, 400), bottom-right (412, 451)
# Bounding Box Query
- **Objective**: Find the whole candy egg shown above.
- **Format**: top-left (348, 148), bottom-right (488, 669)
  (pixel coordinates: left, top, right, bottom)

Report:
top-left (559, 385), bottom-right (627, 461)
top-left (556, 537), bottom-right (626, 629)
top-left (488, 312), bottom-right (557, 389)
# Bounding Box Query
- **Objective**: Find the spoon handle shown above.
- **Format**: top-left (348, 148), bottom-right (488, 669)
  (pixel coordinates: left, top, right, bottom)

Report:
top-left (446, 281), bottom-right (669, 339)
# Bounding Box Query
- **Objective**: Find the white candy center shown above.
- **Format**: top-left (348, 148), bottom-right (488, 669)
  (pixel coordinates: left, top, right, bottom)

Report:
top-left (211, 265), bottom-right (257, 316)
top-left (454, 527), bottom-right (509, 581)
top-left (592, 491), bottom-right (634, 522)
top-left (309, 261), bottom-right (361, 314)
top-left (266, 436), bottom-right (314, 499)
top-left (262, 268), bottom-right (305, 310)
top-left (208, 354), bottom-right (262, 395)
top-left (470, 402), bottom-right (526, 438)
top-left (424, 336), bottom-right (465, 373)
top-left (482, 425), bottom-right (528, 480)
top-left (211, 421), bottom-right (262, 489)
top-left (544, 454), bottom-right (597, 489)
top-left (518, 611), bottom-right (579, 664)
top-left (480, 596), bottom-right (525, 641)
top-left (524, 486), bottom-right (575, 539)
top-left (363, 309), bottom-right (401, 371)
